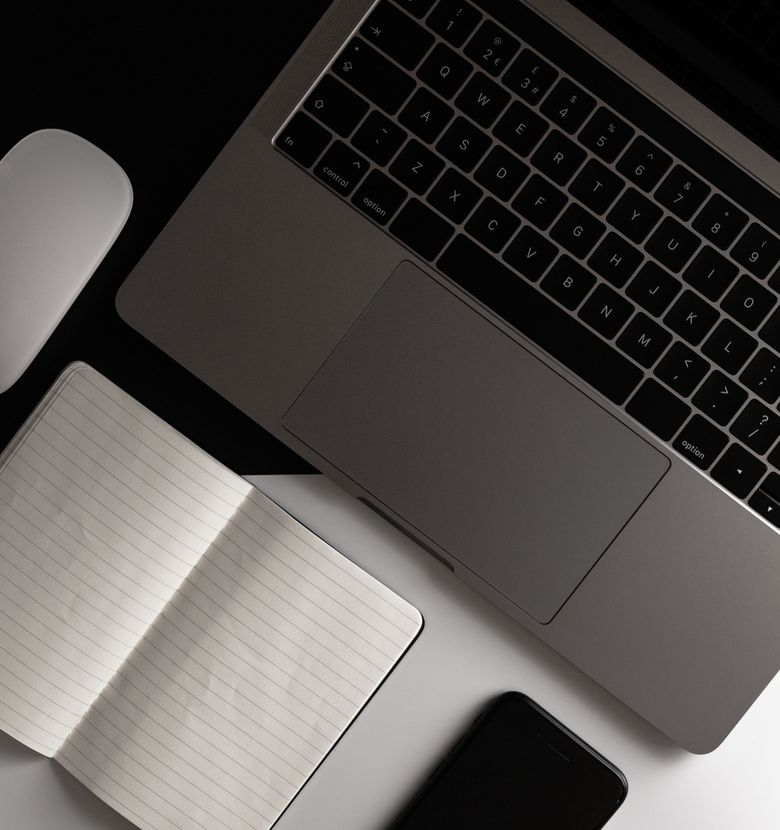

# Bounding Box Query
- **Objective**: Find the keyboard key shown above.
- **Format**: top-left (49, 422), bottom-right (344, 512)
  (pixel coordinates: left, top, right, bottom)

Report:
top-left (335, 39), bottom-right (415, 114)
top-left (759, 308), bottom-right (780, 353)
top-left (711, 444), bottom-right (766, 498)
top-left (748, 489), bottom-right (780, 527)
top-left (664, 290), bottom-right (719, 345)
top-left (760, 472), bottom-right (780, 503)
top-left (732, 223), bottom-right (780, 279)
top-left (276, 111), bottom-right (331, 167)
top-left (616, 135), bottom-right (672, 192)
top-left (701, 318), bottom-right (757, 375)
top-left (474, 145), bottom-right (529, 201)
top-left (464, 19), bottom-right (519, 76)
top-left (393, 0), bottom-right (437, 17)
top-left (541, 79), bottom-right (595, 135)
top-left (673, 414), bottom-right (728, 469)
top-left (541, 255), bottom-right (596, 310)
top-left (626, 379), bottom-right (691, 441)
top-left (741, 347), bottom-right (780, 403)
top-left (531, 130), bottom-right (586, 186)
top-left (314, 140), bottom-right (368, 196)
top-left (512, 174), bottom-right (566, 230)
top-left (361, 1), bottom-right (435, 69)
top-left (395, 0), bottom-right (435, 19)
top-left (351, 169), bottom-right (407, 225)
top-left (390, 198), bottom-right (454, 259)
top-left (502, 49), bottom-right (558, 106)
top-left (655, 165), bottom-right (711, 222)
top-left (728, 0), bottom-right (780, 44)
top-left (305, 75), bottom-right (369, 137)
top-left (654, 341), bottom-right (709, 396)
top-left (607, 188), bottom-right (662, 244)
top-left (644, 216), bottom-right (700, 273)
top-left (682, 245), bottom-right (738, 301)
top-left (617, 312), bottom-right (672, 367)
top-left (692, 193), bottom-right (748, 250)
top-left (465, 196), bottom-right (520, 251)
top-left (437, 116), bottom-right (491, 172)
top-left (503, 226), bottom-right (558, 281)
top-left (390, 138), bottom-right (445, 194)
top-left (417, 42), bottom-right (472, 98)
top-left (626, 261), bottom-right (681, 316)
top-left (399, 87), bottom-right (454, 143)
top-left (626, 379), bottom-right (690, 441)
top-left (731, 399), bottom-right (780, 454)
top-left (578, 284), bottom-right (633, 339)
top-left (427, 0), bottom-right (481, 47)
top-left (692, 370), bottom-right (748, 425)
top-left (438, 235), bottom-right (642, 403)
top-left (427, 167), bottom-right (481, 222)
top-left (568, 159), bottom-right (624, 215)
top-left (770, 268), bottom-right (780, 293)
top-left (578, 107), bottom-right (634, 164)
top-left (550, 203), bottom-right (605, 259)
top-left (721, 274), bottom-right (777, 330)
top-left (352, 110), bottom-right (407, 165)
top-left (588, 232), bottom-right (643, 288)
top-left (455, 71), bottom-right (510, 127)
top-left (492, 101), bottom-right (548, 157)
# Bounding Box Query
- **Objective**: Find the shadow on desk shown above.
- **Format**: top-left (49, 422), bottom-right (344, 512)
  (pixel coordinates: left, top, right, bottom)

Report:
top-left (0, 731), bottom-right (134, 829)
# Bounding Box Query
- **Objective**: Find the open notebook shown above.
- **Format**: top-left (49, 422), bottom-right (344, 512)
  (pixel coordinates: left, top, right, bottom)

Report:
top-left (0, 363), bottom-right (422, 830)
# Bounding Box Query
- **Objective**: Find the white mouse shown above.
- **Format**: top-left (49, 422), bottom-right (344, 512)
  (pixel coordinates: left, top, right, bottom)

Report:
top-left (0, 129), bottom-right (132, 393)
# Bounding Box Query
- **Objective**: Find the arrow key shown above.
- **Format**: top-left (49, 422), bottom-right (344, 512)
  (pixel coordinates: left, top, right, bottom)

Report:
top-left (749, 488), bottom-right (780, 527)
top-left (712, 443), bottom-right (766, 499)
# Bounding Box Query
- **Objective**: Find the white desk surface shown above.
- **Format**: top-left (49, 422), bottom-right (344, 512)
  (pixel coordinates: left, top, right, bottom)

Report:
top-left (2, 473), bottom-right (779, 829)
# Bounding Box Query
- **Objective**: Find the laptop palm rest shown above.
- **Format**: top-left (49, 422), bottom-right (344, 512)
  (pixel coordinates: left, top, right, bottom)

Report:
top-left (283, 262), bottom-right (669, 623)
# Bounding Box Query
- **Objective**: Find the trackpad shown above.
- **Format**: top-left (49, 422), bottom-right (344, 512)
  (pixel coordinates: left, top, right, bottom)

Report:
top-left (284, 262), bottom-right (669, 623)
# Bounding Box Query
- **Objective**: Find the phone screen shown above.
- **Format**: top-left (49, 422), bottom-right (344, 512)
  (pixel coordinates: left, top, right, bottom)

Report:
top-left (391, 693), bottom-right (627, 830)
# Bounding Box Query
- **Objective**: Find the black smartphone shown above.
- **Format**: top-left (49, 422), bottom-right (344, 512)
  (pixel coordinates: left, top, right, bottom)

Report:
top-left (390, 693), bottom-right (627, 829)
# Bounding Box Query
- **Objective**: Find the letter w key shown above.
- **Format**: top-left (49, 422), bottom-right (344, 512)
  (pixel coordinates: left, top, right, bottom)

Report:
top-left (456, 72), bottom-right (510, 127)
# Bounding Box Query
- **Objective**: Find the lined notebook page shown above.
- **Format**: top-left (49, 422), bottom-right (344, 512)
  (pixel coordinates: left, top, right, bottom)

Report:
top-left (0, 365), bottom-right (249, 755)
top-left (57, 487), bottom-right (422, 830)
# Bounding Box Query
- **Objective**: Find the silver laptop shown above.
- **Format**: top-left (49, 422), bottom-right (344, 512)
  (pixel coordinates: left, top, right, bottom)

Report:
top-left (116, 0), bottom-right (780, 753)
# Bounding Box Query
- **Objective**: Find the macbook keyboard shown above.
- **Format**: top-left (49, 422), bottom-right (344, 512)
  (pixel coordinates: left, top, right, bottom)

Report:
top-left (274, 0), bottom-right (780, 527)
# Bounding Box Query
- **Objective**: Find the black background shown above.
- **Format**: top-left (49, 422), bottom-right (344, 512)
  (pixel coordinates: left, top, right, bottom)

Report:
top-left (0, 4), bottom-right (332, 474)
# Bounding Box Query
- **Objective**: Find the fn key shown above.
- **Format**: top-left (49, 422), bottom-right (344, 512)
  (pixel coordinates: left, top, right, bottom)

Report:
top-left (276, 112), bottom-right (331, 167)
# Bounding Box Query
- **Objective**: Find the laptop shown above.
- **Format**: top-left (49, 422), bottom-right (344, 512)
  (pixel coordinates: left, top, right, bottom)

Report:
top-left (115, 0), bottom-right (780, 753)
